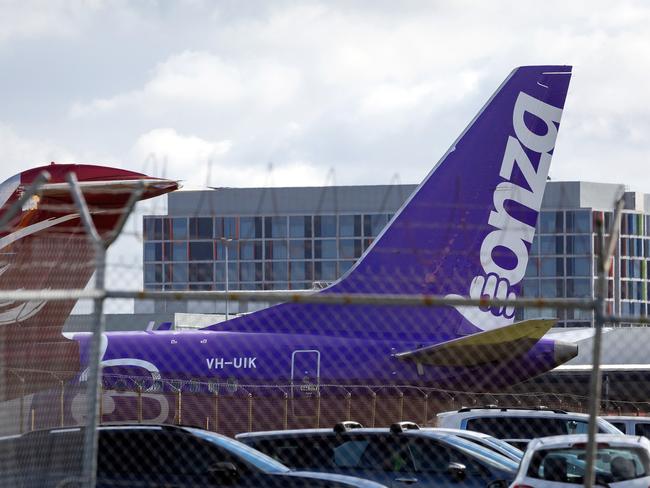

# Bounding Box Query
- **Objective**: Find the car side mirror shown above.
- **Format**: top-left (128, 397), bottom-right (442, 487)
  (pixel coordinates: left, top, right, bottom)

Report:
top-left (448, 462), bottom-right (466, 482)
top-left (208, 461), bottom-right (239, 485)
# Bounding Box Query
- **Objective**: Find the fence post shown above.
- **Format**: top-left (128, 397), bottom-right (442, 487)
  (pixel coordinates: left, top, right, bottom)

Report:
top-left (60, 381), bottom-right (65, 427)
top-left (30, 408), bottom-right (35, 431)
top-left (371, 392), bottom-right (377, 427)
top-left (99, 385), bottom-right (103, 423)
top-left (423, 394), bottom-right (429, 426)
top-left (176, 390), bottom-right (182, 425)
top-left (398, 390), bottom-right (404, 421)
top-left (315, 392), bottom-right (321, 428)
top-left (283, 392), bottom-right (288, 430)
top-left (19, 378), bottom-right (25, 434)
top-left (213, 392), bottom-right (219, 433)
top-left (346, 392), bottom-right (352, 421)
top-left (137, 387), bottom-right (143, 423)
top-left (248, 393), bottom-right (253, 432)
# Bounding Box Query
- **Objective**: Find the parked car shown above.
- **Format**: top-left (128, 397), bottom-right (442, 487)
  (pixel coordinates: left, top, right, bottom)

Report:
top-left (237, 421), bottom-right (517, 487)
top-left (0, 423), bottom-right (385, 487)
top-left (436, 406), bottom-right (622, 449)
top-left (602, 416), bottom-right (650, 438)
top-left (429, 428), bottom-right (523, 462)
top-left (510, 434), bottom-right (650, 487)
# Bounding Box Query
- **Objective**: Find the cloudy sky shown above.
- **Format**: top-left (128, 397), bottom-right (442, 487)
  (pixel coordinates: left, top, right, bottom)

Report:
top-left (1, 0), bottom-right (649, 301)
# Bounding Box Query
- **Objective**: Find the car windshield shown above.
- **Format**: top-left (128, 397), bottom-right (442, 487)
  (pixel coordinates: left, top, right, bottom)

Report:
top-left (438, 434), bottom-right (519, 471)
top-left (526, 445), bottom-right (650, 484)
top-left (186, 428), bottom-right (290, 474)
top-left (466, 416), bottom-right (592, 439)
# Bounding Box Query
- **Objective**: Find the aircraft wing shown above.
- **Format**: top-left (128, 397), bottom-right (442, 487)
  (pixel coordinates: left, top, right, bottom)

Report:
top-left (395, 318), bottom-right (557, 367)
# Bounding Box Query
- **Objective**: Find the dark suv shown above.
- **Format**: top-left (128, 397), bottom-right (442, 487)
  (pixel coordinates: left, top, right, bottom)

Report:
top-left (237, 421), bottom-right (517, 487)
top-left (0, 424), bottom-right (384, 487)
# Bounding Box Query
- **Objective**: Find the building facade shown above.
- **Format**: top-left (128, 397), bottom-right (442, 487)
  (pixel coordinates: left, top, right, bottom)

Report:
top-left (141, 181), bottom-right (650, 327)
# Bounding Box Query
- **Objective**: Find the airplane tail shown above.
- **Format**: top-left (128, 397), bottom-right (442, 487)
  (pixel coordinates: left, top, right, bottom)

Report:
top-left (0, 163), bottom-right (177, 400)
top-left (215, 66), bottom-right (572, 341)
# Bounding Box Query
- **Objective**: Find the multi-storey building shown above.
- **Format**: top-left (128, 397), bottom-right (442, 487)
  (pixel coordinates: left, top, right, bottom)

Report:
top-left (141, 181), bottom-right (650, 327)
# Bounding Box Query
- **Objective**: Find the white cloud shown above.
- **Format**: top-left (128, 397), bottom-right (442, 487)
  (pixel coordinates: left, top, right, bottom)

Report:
top-left (0, 124), bottom-right (78, 179)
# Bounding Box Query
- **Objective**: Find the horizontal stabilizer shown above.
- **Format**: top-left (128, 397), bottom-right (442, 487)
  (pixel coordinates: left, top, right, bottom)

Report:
top-left (395, 318), bottom-right (557, 366)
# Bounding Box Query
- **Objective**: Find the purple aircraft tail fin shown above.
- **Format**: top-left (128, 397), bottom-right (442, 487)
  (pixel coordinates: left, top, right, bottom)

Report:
top-left (210, 66), bottom-right (572, 339)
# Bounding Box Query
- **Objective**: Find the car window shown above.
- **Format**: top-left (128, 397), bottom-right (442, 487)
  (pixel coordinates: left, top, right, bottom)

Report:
top-left (609, 422), bottom-right (627, 433)
top-left (97, 430), bottom-right (218, 478)
top-left (526, 446), bottom-right (650, 484)
top-left (354, 437), bottom-right (413, 472)
top-left (635, 423), bottom-right (650, 438)
top-left (250, 436), bottom-right (336, 469)
top-left (466, 416), bottom-right (588, 438)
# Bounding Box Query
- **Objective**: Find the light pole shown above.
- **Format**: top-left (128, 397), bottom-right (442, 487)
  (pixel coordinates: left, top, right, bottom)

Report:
top-left (220, 237), bottom-right (233, 320)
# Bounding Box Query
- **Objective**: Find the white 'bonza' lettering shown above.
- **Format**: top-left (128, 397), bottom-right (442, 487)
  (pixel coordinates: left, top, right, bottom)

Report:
top-left (447, 91), bottom-right (563, 331)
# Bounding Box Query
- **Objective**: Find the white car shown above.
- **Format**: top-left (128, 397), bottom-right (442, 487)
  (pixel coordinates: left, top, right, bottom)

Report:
top-left (436, 407), bottom-right (622, 449)
top-left (510, 434), bottom-right (650, 487)
top-left (602, 416), bottom-right (650, 438)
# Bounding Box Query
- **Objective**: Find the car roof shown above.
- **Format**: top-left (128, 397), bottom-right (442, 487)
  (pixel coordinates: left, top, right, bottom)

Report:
top-left (437, 408), bottom-right (589, 419)
top-left (527, 433), bottom-right (650, 450)
top-left (601, 415), bottom-right (650, 422)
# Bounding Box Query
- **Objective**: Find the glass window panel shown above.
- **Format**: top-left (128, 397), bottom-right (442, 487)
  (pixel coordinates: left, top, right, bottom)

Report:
top-left (172, 263), bottom-right (188, 283)
top-left (144, 242), bottom-right (162, 261)
top-left (540, 236), bottom-right (563, 255)
top-left (566, 210), bottom-right (591, 233)
top-left (265, 240), bottom-right (288, 260)
top-left (567, 278), bottom-right (591, 298)
top-left (223, 217), bottom-right (237, 238)
top-left (189, 241), bottom-right (213, 261)
top-left (540, 257), bottom-right (563, 277)
top-left (240, 262), bottom-right (258, 282)
top-left (264, 216), bottom-right (287, 238)
top-left (339, 239), bottom-right (362, 259)
top-left (566, 235), bottom-right (590, 254)
top-left (314, 215), bottom-right (336, 237)
top-left (163, 242), bottom-right (171, 261)
top-left (216, 241), bottom-right (238, 261)
top-left (540, 211), bottom-right (563, 233)
top-left (540, 279), bottom-right (564, 298)
top-left (525, 258), bottom-right (539, 277)
top-left (189, 263), bottom-right (213, 282)
top-left (240, 241), bottom-right (263, 260)
top-left (172, 218), bottom-right (187, 240)
top-left (339, 260), bottom-right (355, 275)
top-left (289, 240), bottom-right (312, 259)
top-left (290, 261), bottom-right (313, 282)
top-left (239, 217), bottom-right (262, 239)
top-left (339, 215), bottom-right (362, 237)
top-left (523, 279), bottom-right (539, 298)
top-left (364, 214), bottom-right (389, 237)
top-left (144, 217), bottom-right (163, 240)
top-left (289, 216), bottom-right (312, 238)
top-left (529, 237), bottom-right (539, 255)
top-left (265, 261), bottom-right (288, 282)
top-left (172, 242), bottom-right (186, 261)
top-left (566, 257), bottom-right (590, 276)
top-left (314, 261), bottom-right (337, 281)
top-left (215, 262), bottom-right (238, 283)
top-left (144, 264), bottom-right (163, 283)
top-left (189, 217), bottom-right (213, 239)
top-left (315, 239), bottom-right (337, 259)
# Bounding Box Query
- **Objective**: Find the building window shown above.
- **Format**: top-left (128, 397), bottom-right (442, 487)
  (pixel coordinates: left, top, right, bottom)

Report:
top-left (315, 261), bottom-right (337, 281)
top-left (314, 239), bottom-right (337, 259)
top-left (189, 217), bottom-right (213, 239)
top-left (144, 263), bottom-right (163, 283)
top-left (289, 240), bottom-right (312, 259)
top-left (364, 214), bottom-right (389, 237)
top-left (566, 210), bottom-right (590, 233)
top-left (539, 236), bottom-right (563, 255)
top-left (339, 239), bottom-right (362, 259)
top-left (144, 217), bottom-right (163, 240)
top-left (172, 242), bottom-right (186, 261)
top-left (265, 240), bottom-right (288, 260)
top-left (172, 263), bottom-right (188, 283)
top-left (540, 279), bottom-right (563, 298)
top-left (189, 263), bottom-right (213, 282)
top-left (266, 261), bottom-right (288, 282)
top-left (540, 257), bottom-right (564, 277)
top-left (566, 278), bottom-right (591, 298)
top-left (289, 216), bottom-right (312, 238)
top-left (566, 235), bottom-right (589, 255)
top-left (240, 241), bottom-right (263, 260)
top-left (289, 261), bottom-right (313, 282)
top-left (566, 257), bottom-right (591, 276)
top-left (539, 211), bottom-right (563, 233)
top-left (240, 216), bottom-right (263, 239)
top-left (314, 216), bottom-right (336, 238)
top-left (522, 279), bottom-right (539, 297)
top-left (172, 218), bottom-right (188, 240)
top-left (189, 241), bottom-right (213, 261)
top-left (144, 242), bottom-right (162, 261)
top-left (339, 215), bottom-right (362, 237)
top-left (240, 262), bottom-right (263, 282)
top-left (265, 216), bottom-right (287, 238)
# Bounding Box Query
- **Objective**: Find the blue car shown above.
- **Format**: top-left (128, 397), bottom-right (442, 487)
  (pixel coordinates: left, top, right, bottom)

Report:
top-left (237, 421), bottom-right (518, 487)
